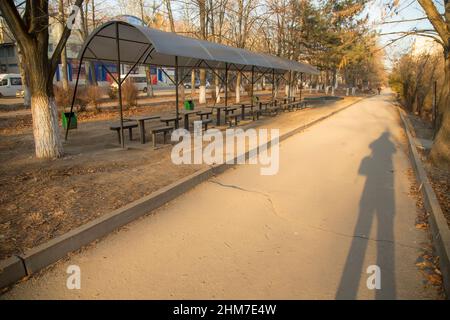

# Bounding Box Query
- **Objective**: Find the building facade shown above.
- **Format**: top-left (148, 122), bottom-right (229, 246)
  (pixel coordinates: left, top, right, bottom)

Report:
top-left (0, 43), bottom-right (19, 74)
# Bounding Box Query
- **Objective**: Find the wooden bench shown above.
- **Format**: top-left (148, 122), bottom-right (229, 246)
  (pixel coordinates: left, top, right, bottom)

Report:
top-left (298, 101), bottom-right (308, 109)
top-left (160, 116), bottom-right (182, 127)
top-left (200, 118), bottom-right (213, 130)
top-left (290, 100), bottom-right (306, 110)
top-left (250, 108), bottom-right (261, 121)
top-left (275, 103), bottom-right (285, 112)
top-left (110, 122), bottom-right (138, 144)
top-left (259, 100), bottom-right (281, 116)
top-left (197, 110), bottom-right (212, 120)
top-left (151, 126), bottom-right (173, 147)
top-left (224, 107), bottom-right (237, 119)
top-left (281, 103), bottom-right (290, 112)
top-left (287, 102), bottom-right (297, 111)
top-left (226, 113), bottom-right (240, 127)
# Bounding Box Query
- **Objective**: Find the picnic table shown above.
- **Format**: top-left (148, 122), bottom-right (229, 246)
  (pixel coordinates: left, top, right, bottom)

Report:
top-left (160, 115), bottom-right (182, 127)
top-left (179, 109), bottom-right (199, 131)
top-left (197, 110), bottom-right (212, 120)
top-left (259, 101), bottom-right (274, 110)
top-left (208, 105), bottom-right (237, 126)
top-left (110, 122), bottom-right (138, 144)
top-left (238, 104), bottom-right (256, 120)
top-left (126, 115), bottom-right (161, 144)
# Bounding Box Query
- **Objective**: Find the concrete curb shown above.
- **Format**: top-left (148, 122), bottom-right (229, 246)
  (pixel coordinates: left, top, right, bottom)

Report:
top-left (398, 108), bottom-right (450, 296)
top-left (0, 96), bottom-right (366, 290)
top-left (0, 256), bottom-right (27, 289)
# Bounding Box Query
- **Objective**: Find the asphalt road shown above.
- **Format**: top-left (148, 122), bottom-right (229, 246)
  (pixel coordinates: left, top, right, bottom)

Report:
top-left (2, 92), bottom-right (440, 299)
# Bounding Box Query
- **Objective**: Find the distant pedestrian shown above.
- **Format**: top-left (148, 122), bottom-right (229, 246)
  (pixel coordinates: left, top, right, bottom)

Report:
top-left (377, 87), bottom-right (381, 95)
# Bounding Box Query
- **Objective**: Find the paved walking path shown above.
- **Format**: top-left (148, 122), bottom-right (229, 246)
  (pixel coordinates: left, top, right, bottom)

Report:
top-left (2, 92), bottom-right (440, 299)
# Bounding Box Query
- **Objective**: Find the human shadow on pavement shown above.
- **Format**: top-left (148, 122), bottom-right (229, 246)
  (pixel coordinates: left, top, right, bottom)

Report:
top-left (335, 131), bottom-right (397, 299)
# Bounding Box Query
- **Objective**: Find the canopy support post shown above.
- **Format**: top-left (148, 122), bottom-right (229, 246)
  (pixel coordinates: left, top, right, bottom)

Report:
top-left (65, 55), bottom-right (84, 141)
top-left (288, 70), bottom-right (292, 100)
top-left (272, 69), bottom-right (275, 101)
top-left (175, 56), bottom-right (179, 129)
top-left (300, 73), bottom-right (303, 101)
top-left (251, 66), bottom-right (254, 107)
top-left (225, 63), bottom-right (228, 106)
top-left (115, 22), bottom-right (125, 149)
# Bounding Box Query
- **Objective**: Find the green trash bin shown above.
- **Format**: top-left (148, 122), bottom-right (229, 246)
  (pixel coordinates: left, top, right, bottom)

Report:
top-left (62, 112), bottom-right (77, 130)
top-left (184, 100), bottom-right (194, 110)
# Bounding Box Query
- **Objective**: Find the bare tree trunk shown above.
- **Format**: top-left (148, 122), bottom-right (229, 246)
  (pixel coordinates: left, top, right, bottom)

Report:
top-left (59, 0), bottom-right (69, 90)
top-left (199, 69), bottom-right (206, 104)
top-left (179, 67), bottom-right (185, 104)
top-left (0, 0), bottom-right (84, 158)
top-left (60, 47), bottom-right (69, 90)
top-left (197, 0), bottom-right (207, 104)
top-left (85, 62), bottom-right (97, 86)
top-left (28, 42), bottom-right (64, 157)
top-left (164, 0), bottom-right (176, 33)
top-left (25, 43), bottom-right (64, 158)
top-left (215, 73), bottom-right (221, 103)
top-left (16, 47), bottom-right (30, 107)
top-left (417, 0), bottom-right (450, 167)
top-left (80, 2), bottom-right (97, 86)
top-left (191, 69), bottom-right (196, 99)
top-left (137, 0), bottom-right (154, 97)
top-left (179, 73), bottom-right (185, 104)
top-left (31, 92), bottom-right (63, 158)
top-left (164, 0), bottom-right (184, 102)
top-left (235, 72), bottom-right (241, 103)
top-left (146, 67), bottom-right (154, 97)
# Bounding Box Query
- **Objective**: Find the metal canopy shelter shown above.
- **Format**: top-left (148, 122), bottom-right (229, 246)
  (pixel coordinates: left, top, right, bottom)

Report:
top-left (65, 20), bottom-right (319, 146)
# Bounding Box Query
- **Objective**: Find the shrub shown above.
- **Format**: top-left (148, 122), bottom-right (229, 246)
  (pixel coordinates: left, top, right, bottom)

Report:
top-left (107, 86), bottom-right (117, 100)
top-left (121, 79), bottom-right (138, 109)
top-left (74, 86), bottom-right (87, 112)
top-left (54, 85), bottom-right (74, 112)
top-left (79, 85), bottom-right (105, 112)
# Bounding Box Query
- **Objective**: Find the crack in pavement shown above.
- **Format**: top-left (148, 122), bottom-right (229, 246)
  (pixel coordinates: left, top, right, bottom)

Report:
top-left (208, 180), bottom-right (285, 220)
top-left (209, 180), bottom-right (421, 250)
top-left (304, 225), bottom-right (422, 250)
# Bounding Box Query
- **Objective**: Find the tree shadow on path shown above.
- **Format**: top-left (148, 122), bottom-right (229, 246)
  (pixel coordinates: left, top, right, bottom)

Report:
top-left (335, 131), bottom-right (397, 299)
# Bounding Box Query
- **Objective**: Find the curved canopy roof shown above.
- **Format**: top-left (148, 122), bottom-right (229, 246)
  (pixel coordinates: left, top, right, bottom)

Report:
top-left (79, 21), bottom-right (319, 75)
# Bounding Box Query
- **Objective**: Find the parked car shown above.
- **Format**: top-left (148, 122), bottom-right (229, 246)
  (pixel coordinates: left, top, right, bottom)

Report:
top-left (111, 74), bottom-right (149, 93)
top-left (0, 74), bottom-right (23, 97)
top-left (15, 89), bottom-right (24, 98)
top-left (184, 80), bottom-right (210, 89)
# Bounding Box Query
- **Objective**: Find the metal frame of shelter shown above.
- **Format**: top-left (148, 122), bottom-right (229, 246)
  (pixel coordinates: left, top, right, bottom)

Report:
top-left (65, 20), bottom-right (319, 147)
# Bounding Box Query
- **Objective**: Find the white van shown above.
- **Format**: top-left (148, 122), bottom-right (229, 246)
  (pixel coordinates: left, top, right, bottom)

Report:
top-left (111, 74), bottom-right (149, 93)
top-left (0, 74), bottom-right (23, 97)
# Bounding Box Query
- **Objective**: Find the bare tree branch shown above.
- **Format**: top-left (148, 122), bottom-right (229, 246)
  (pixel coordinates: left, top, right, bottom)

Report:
top-left (417, 0), bottom-right (447, 47)
top-left (50, 0), bottom-right (84, 77)
top-left (0, 0), bottom-right (30, 44)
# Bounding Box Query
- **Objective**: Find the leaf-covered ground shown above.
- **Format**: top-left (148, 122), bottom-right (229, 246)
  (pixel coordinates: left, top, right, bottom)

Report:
top-left (407, 113), bottom-right (450, 229)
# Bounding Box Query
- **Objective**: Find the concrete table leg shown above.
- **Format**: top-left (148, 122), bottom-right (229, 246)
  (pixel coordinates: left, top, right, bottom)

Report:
top-left (216, 109), bottom-right (221, 126)
top-left (138, 120), bottom-right (146, 144)
top-left (184, 114), bottom-right (189, 131)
